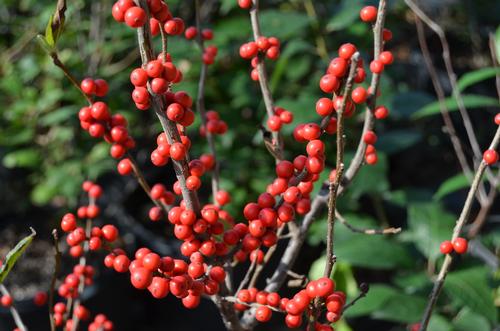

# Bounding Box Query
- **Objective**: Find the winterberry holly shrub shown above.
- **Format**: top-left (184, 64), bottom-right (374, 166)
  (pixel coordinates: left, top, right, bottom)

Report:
top-left (1, 1), bottom-right (500, 331)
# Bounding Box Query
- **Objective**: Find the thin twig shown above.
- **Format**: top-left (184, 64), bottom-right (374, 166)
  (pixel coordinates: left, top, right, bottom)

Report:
top-left (405, 0), bottom-right (493, 183)
top-left (248, 0), bottom-right (284, 161)
top-left (335, 211), bottom-right (401, 235)
top-left (323, 53), bottom-right (359, 279)
top-left (342, 283), bottom-right (369, 313)
top-left (48, 229), bottom-right (61, 331)
top-left (194, 0), bottom-right (221, 204)
top-left (135, 0), bottom-right (201, 213)
top-left (221, 296), bottom-right (284, 313)
top-left (236, 259), bottom-right (257, 294)
top-left (418, 125), bottom-right (500, 331)
top-left (0, 284), bottom-right (27, 331)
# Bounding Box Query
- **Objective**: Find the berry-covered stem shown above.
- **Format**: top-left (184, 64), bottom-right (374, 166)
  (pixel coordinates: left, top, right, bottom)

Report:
top-left (418, 124), bottom-right (500, 331)
top-left (248, 0), bottom-right (284, 161)
top-left (135, 0), bottom-right (201, 213)
top-left (69, 198), bottom-right (94, 331)
top-left (194, 0), bottom-right (221, 205)
top-left (48, 229), bottom-right (61, 331)
top-left (323, 52), bottom-right (359, 279)
top-left (0, 284), bottom-right (27, 331)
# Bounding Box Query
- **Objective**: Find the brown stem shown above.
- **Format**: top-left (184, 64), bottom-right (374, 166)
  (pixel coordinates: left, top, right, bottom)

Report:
top-left (135, 0), bottom-right (201, 213)
top-left (418, 125), bottom-right (500, 331)
top-left (0, 285), bottom-right (27, 331)
top-left (335, 210), bottom-right (401, 235)
top-left (48, 229), bottom-right (61, 331)
top-left (249, 0), bottom-right (284, 161)
top-left (50, 52), bottom-right (93, 105)
top-left (195, 0), bottom-right (221, 204)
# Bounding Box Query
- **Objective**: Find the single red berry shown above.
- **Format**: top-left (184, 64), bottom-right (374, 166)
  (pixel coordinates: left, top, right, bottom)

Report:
top-left (379, 51), bottom-right (394, 65)
top-left (94, 79), bottom-right (109, 97)
top-left (130, 268), bottom-right (153, 289)
top-left (117, 158), bottom-right (133, 175)
top-left (374, 105), bottom-right (389, 119)
top-left (494, 113), bottom-right (500, 125)
top-left (452, 237), bottom-right (468, 254)
top-left (124, 6), bottom-right (147, 28)
top-left (483, 149), bottom-right (498, 165)
top-left (170, 142), bottom-right (186, 160)
top-left (316, 98), bottom-right (334, 116)
top-left (338, 43), bottom-right (357, 60)
top-left (351, 87), bottom-right (367, 104)
top-left (102, 224), bottom-right (118, 242)
top-left (319, 74), bottom-right (340, 93)
top-left (440, 240), bottom-right (453, 254)
top-left (185, 26), bottom-right (198, 40)
top-left (255, 305), bottom-right (272, 322)
top-left (130, 68), bottom-right (148, 86)
top-left (1, 295), bottom-right (13, 307)
top-left (328, 57), bottom-right (348, 77)
top-left (370, 60), bottom-right (384, 74)
top-left (360, 6), bottom-right (377, 22)
top-left (80, 78), bottom-right (96, 95)
top-left (238, 0), bottom-right (252, 9)
top-left (383, 28), bottom-right (393, 41)
top-left (363, 131), bottom-right (377, 144)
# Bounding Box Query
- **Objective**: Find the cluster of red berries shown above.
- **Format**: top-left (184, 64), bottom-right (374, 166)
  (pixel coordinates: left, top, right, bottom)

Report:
top-left (112, 0), bottom-right (181, 34)
top-left (88, 314), bottom-right (114, 331)
top-left (130, 59), bottom-right (185, 109)
top-left (239, 36), bottom-right (281, 81)
top-left (266, 106), bottom-right (294, 132)
top-left (233, 278), bottom-right (344, 329)
top-left (184, 27), bottom-right (219, 65)
top-left (440, 237), bottom-right (468, 255)
top-left (199, 110), bottom-right (228, 136)
top-left (79, 79), bottom-right (136, 161)
top-left (52, 182), bottom-right (116, 329)
top-left (104, 247), bottom-right (226, 309)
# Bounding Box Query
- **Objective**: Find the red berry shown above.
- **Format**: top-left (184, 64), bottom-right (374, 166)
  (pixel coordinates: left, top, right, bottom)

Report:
top-left (338, 43), bottom-right (357, 60)
top-left (117, 158), bottom-right (133, 175)
top-left (1, 295), bottom-right (13, 307)
top-left (102, 224), bottom-right (118, 242)
top-left (94, 79), bottom-right (109, 97)
top-left (185, 26), bottom-right (198, 40)
top-left (33, 292), bottom-right (47, 306)
top-left (370, 60), bottom-right (384, 74)
top-left (379, 51), bottom-right (394, 65)
top-left (238, 0), bottom-right (252, 9)
top-left (124, 7), bottom-right (146, 28)
top-left (328, 57), bottom-right (348, 77)
top-left (255, 306), bottom-right (272, 322)
top-left (80, 78), bottom-right (96, 95)
top-left (148, 276), bottom-right (170, 299)
top-left (315, 277), bottom-right (335, 297)
top-left (439, 240), bottom-right (453, 254)
top-left (319, 74), bottom-right (340, 93)
top-left (483, 149), bottom-right (498, 165)
top-left (452, 237), bottom-right (468, 254)
top-left (363, 131), bottom-right (377, 144)
top-left (130, 68), bottom-right (148, 86)
top-left (494, 113), bottom-right (500, 125)
top-left (130, 268), bottom-right (153, 289)
top-left (374, 105), bottom-right (389, 119)
top-left (351, 87), bottom-right (367, 104)
top-left (316, 98), bottom-right (334, 116)
top-left (170, 142), bottom-right (186, 160)
top-left (360, 6), bottom-right (377, 22)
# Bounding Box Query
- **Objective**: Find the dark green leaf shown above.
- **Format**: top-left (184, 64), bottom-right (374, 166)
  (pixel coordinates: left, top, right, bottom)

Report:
top-left (391, 91), bottom-right (434, 119)
top-left (452, 307), bottom-right (491, 331)
top-left (433, 173), bottom-right (470, 200)
top-left (326, 0), bottom-right (366, 32)
top-left (259, 10), bottom-right (310, 39)
top-left (376, 130), bottom-right (422, 155)
top-left (349, 153), bottom-right (389, 198)
top-left (444, 267), bottom-right (497, 324)
top-left (405, 203), bottom-right (455, 259)
top-left (344, 285), bottom-right (397, 318)
top-left (0, 228), bottom-right (36, 283)
top-left (457, 67), bottom-right (500, 92)
top-left (412, 95), bottom-right (500, 119)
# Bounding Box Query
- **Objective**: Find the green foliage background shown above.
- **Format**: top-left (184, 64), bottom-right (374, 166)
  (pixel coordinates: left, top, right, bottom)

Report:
top-left (1, 0), bottom-right (499, 330)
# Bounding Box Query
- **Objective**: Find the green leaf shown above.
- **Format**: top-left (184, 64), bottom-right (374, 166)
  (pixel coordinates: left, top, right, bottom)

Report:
top-left (334, 214), bottom-right (411, 269)
top-left (405, 203), bottom-right (455, 259)
top-left (3, 148), bottom-right (41, 168)
top-left (391, 91), bottom-right (435, 119)
top-left (412, 94), bottom-right (500, 119)
top-left (376, 130), bottom-right (422, 155)
top-left (453, 307), bottom-right (491, 331)
top-left (444, 267), bottom-right (497, 324)
top-left (349, 153), bottom-right (389, 198)
top-left (433, 173), bottom-right (470, 200)
top-left (308, 255), bottom-right (326, 281)
top-left (457, 67), bottom-right (500, 92)
top-left (45, 14), bottom-right (55, 47)
top-left (345, 284), bottom-right (427, 323)
top-left (0, 228), bottom-right (36, 283)
top-left (326, 0), bottom-right (366, 32)
top-left (344, 285), bottom-right (397, 318)
top-left (259, 10), bottom-right (310, 39)
top-left (428, 314), bottom-right (453, 331)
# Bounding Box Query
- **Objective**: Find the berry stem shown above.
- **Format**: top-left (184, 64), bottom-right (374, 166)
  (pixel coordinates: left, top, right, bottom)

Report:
top-left (417, 125), bottom-right (500, 331)
top-left (0, 284), bottom-right (27, 331)
top-left (194, 0), bottom-right (221, 205)
top-left (248, 0), bottom-right (284, 162)
top-left (48, 229), bottom-right (61, 331)
top-left (336, 211), bottom-right (401, 235)
top-left (135, 0), bottom-right (201, 213)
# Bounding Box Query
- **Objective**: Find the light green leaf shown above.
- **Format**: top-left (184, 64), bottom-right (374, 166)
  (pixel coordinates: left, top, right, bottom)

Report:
top-left (433, 173), bottom-right (470, 200)
top-left (308, 255), bottom-right (326, 281)
top-left (326, 0), bottom-right (365, 32)
top-left (457, 67), bottom-right (500, 92)
top-left (259, 10), bottom-right (310, 39)
top-left (405, 203), bottom-right (455, 259)
top-left (453, 307), bottom-right (491, 331)
top-left (444, 267), bottom-right (497, 324)
top-left (412, 95), bottom-right (500, 119)
top-left (45, 14), bottom-right (55, 47)
top-left (3, 149), bottom-right (41, 168)
top-left (428, 314), bottom-right (453, 331)
top-left (0, 228), bottom-right (36, 283)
